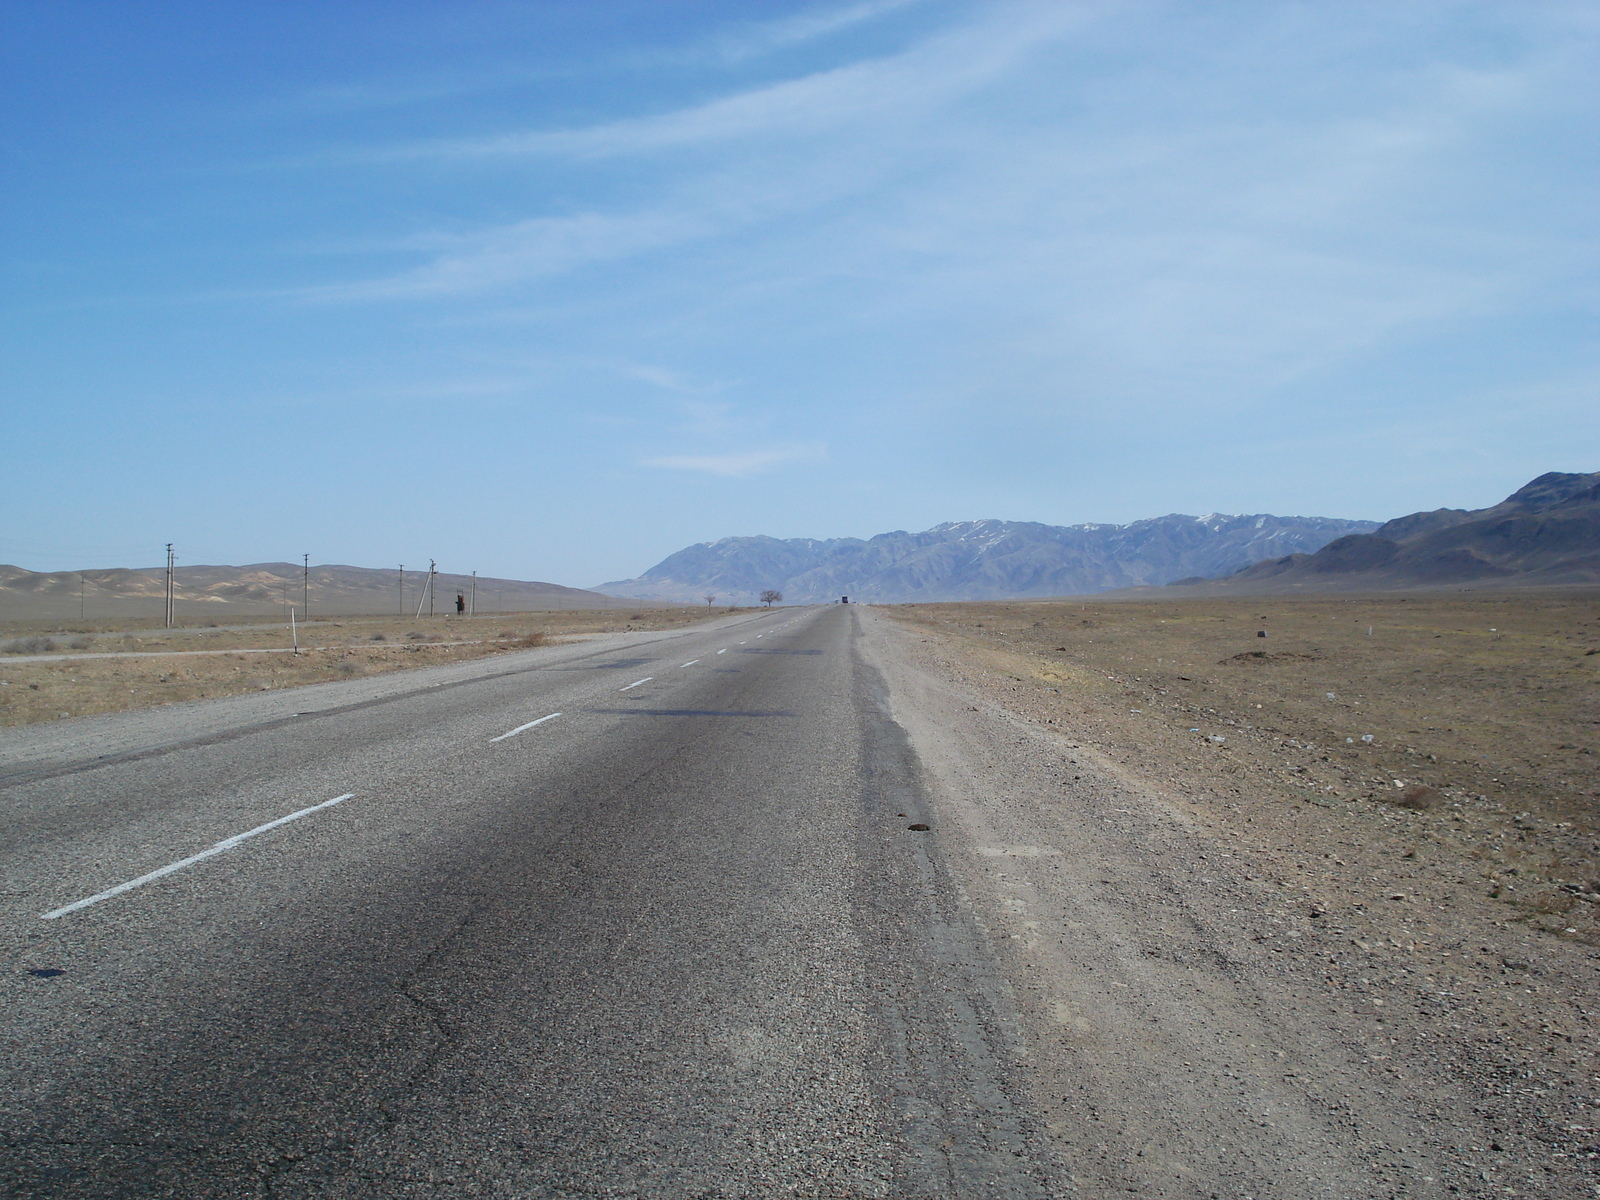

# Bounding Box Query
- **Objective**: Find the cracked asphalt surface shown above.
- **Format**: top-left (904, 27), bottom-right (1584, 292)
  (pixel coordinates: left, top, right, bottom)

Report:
top-left (0, 606), bottom-right (1058, 1198)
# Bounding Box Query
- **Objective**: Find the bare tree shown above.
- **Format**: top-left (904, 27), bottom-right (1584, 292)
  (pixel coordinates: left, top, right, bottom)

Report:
top-left (703, 593), bottom-right (716, 606)
top-left (759, 589), bottom-right (782, 607)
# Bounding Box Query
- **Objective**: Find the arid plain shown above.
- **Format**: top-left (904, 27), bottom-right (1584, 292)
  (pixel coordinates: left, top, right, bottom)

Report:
top-left (882, 589), bottom-right (1598, 1193)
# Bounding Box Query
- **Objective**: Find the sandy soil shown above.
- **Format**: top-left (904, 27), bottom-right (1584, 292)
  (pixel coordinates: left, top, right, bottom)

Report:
top-left (0, 608), bottom-right (737, 727)
top-left (860, 592), bottom-right (1598, 1199)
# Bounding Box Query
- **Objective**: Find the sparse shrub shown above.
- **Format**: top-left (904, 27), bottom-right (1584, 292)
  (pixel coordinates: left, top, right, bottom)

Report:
top-left (503, 632), bottom-right (549, 649)
top-left (335, 660), bottom-right (364, 677)
top-left (68, 635), bottom-right (93, 650)
top-left (405, 631), bottom-right (427, 641)
top-left (5, 636), bottom-right (57, 654)
top-left (369, 633), bottom-right (387, 642)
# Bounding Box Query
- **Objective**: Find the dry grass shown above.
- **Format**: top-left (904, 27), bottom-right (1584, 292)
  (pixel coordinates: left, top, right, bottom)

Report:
top-left (0, 608), bottom-right (741, 727)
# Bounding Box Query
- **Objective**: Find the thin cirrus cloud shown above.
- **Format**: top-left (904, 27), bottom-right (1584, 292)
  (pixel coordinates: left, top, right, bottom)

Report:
top-left (293, 0), bottom-right (1595, 438)
top-left (357, 3), bottom-right (1086, 166)
top-left (707, 0), bottom-right (932, 63)
top-left (641, 446), bottom-right (825, 478)
top-left (303, 210), bottom-right (716, 302)
top-left (301, 4), bottom-right (1092, 305)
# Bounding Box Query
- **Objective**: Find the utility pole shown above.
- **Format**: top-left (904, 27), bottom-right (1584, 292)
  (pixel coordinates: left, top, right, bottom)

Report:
top-left (164, 544), bottom-right (174, 628)
top-left (398, 565), bottom-right (404, 617)
top-left (470, 571), bottom-right (476, 616)
top-left (302, 553), bottom-right (309, 619)
top-left (414, 560), bottom-right (435, 620)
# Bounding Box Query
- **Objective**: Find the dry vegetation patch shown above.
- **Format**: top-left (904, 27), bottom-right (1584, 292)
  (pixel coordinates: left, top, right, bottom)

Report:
top-left (0, 607), bottom-right (736, 726)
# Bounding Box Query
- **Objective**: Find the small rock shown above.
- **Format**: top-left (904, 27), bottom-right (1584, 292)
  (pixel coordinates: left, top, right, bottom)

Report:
top-left (907, 823), bottom-right (931, 832)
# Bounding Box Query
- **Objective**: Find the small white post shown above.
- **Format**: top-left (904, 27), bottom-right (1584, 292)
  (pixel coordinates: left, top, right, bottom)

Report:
top-left (290, 606), bottom-right (299, 655)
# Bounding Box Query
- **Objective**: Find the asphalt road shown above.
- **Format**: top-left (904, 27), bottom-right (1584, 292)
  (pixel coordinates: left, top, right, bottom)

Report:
top-left (0, 606), bottom-right (1058, 1198)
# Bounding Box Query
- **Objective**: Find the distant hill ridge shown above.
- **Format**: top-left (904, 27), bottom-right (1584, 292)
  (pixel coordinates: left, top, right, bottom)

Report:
top-left (0, 562), bottom-right (627, 621)
top-left (1214, 470), bottom-right (1600, 592)
top-left (598, 512), bottom-right (1380, 604)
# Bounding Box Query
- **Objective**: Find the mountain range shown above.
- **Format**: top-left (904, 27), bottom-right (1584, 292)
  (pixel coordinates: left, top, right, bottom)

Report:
top-left (1207, 470), bottom-right (1600, 592)
top-left (597, 513), bottom-right (1381, 605)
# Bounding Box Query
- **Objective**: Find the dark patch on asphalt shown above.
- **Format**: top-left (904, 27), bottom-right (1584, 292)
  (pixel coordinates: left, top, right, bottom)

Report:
top-left (26, 969), bottom-right (65, 978)
top-left (739, 648), bottom-right (822, 655)
top-left (585, 708), bottom-right (795, 719)
top-left (907, 823), bottom-right (931, 831)
top-left (591, 659), bottom-right (656, 669)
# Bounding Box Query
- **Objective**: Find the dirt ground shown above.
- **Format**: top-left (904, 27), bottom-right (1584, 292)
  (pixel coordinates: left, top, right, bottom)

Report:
top-left (874, 591), bottom-right (1598, 1197)
top-left (0, 607), bottom-right (737, 727)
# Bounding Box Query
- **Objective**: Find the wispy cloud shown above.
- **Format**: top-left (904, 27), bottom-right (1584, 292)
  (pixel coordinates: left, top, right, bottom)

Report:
top-left (709, 0), bottom-right (930, 62)
top-left (641, 445), bottom-right (825, 477)
top-left (348, 4), bottom-right (1088, 164)
top-left (302, 210), bottom-right (715, 301)
top-left (295, 0), bottom-right (1597, 426)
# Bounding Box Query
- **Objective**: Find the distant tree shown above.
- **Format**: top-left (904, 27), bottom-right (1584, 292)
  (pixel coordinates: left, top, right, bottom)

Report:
top-left (759, 589), bottom-right (782, 607)
top-left (703, 593), bottom-right (716, 606)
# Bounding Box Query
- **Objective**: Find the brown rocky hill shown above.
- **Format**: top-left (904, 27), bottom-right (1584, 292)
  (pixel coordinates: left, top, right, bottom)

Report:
top-left (0, 562), bottom-right (632, 622)
top-left (1210, 470), bottom-right (1600, 592)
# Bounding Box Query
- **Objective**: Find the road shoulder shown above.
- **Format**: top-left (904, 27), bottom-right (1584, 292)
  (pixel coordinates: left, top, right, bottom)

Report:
top-left (857, 605), bottom-right (1593, 1199)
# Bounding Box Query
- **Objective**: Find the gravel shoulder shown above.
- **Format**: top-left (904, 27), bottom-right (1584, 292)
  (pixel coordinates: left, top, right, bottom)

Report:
top-left (858, 604), bottom-right (1597, 1200)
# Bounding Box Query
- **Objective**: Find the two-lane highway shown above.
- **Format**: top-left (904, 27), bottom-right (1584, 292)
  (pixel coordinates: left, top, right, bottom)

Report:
top-left (0, 606), bottom-right (1058, 1198)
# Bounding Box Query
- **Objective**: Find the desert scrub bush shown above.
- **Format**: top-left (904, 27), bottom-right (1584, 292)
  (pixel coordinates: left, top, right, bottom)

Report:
top-left (5, 636), bottom-right (57, 654)
top-left (502, 632), bottom-right (549, 649)
top-left (405, 631), bottom-right (427, 641)
top-left (335, 660), bottom-right (364, 677)
top-left (68, 635), bottom-right (93, 649)
top-left (368, 633), bottom-right (386, 641)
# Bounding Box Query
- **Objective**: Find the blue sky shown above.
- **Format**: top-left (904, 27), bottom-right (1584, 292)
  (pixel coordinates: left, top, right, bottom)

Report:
top-left (3, 1), bottom-right (1596, 586)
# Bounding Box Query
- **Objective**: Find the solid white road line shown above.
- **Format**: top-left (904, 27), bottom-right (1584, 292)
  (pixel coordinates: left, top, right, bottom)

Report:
top-left (620, 677), bottom-right (653, 691)
top-left (489, 712), bottom-right (563, 742)
top-left (41, 793), bottom-right (357, 920)
top-left (680, 660), bottom-right (699, 668)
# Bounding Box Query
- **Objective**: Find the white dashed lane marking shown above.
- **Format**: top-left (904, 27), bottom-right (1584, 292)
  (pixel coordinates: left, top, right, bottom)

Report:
top-left (42, 793), bottom-right (358, 920)
top-left (490, 712), bottom-right (563, 742)
top-left (620, 678), bottom-right (653, 691)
